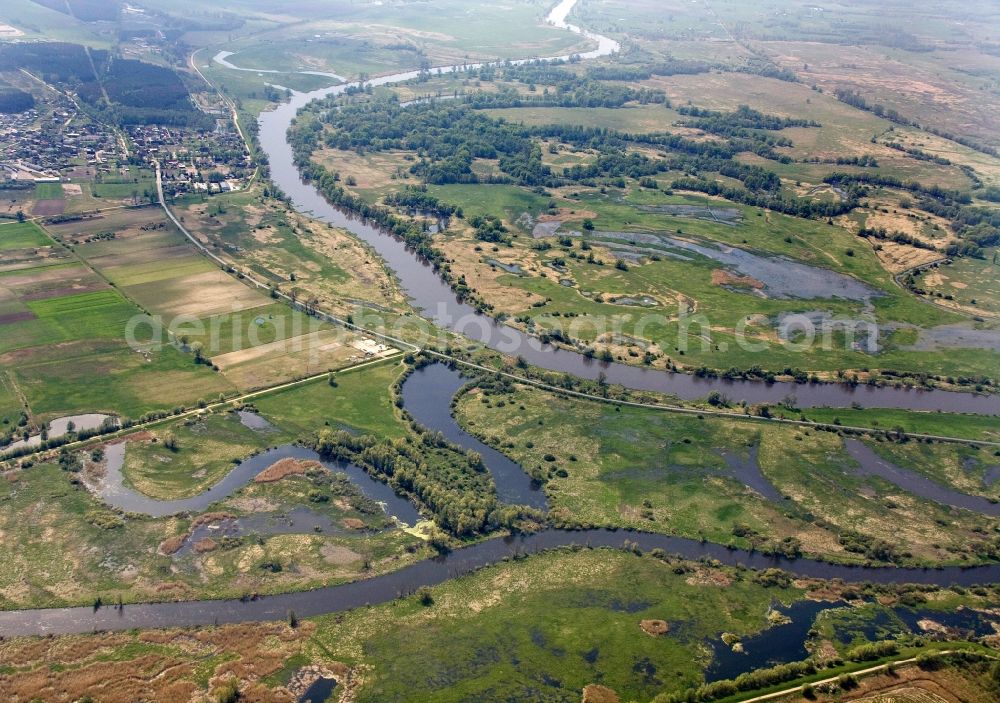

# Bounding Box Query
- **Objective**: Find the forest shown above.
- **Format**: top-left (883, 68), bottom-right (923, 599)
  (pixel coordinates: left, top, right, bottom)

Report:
top-left (0, 86), bottom-right (33, 113)
top-left (0, 42), bottom-right (211, 128)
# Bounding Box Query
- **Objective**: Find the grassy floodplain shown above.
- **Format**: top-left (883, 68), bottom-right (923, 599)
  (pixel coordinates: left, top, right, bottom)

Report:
top-left (455, 378), bottom-right (1000, 566)
top-left (2, 547), bottom-right (999, 702)
top-left (293, 61), bottom-right (1000, 383)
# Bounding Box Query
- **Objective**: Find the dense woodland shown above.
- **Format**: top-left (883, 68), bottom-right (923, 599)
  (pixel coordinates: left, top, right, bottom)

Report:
top-left (0, 42), bottom-right (211, 127)
top-left (296, 91), bottom-right (856, 219)
top-left (314, 423), bottom-right (543, 536)
top-left (0, 86), bottom-right (33, 113)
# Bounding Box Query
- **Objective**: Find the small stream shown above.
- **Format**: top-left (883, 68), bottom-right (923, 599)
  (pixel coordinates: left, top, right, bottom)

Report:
top-left (211, 50), bottom-right (347, 82)
top-left (174, 506), bottom-right (359, 557)
top-left (3, 413), bottom-right (116, 454)
top-left (845, 439), bottom-right (1000, 516)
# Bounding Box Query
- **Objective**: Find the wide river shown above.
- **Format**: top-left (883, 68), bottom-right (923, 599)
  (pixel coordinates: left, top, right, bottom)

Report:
top-left (255, 0), bottom-right (1000, 415)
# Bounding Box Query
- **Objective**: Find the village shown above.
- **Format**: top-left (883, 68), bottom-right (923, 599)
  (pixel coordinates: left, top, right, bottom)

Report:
top-left (0, 88), bottom-right (252, 217)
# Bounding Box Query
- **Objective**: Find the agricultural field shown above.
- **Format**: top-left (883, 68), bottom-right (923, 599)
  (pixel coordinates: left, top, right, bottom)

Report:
top-left (0, 0), bottom-right (111, 46)
top-left (455, 378), bottom-right (1000, 566)
top-left (46, 207), bottom-right (394, 393)
top-left (0, 220), bottom-right (229, 429)
top-left (0, 188), bottom-right (35, 220)
top-left (21, 173), bottom-right (157, 217)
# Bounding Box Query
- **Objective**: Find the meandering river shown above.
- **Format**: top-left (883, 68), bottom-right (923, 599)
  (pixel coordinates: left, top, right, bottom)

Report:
top-left (1, 0), bottom-right (997, 640)
top-left (4, 364), bottom-right (1000, 637)
top-left (254, 1), bottom-right (1000, 416)
top-left (1, 525), bottom-right (998, 636)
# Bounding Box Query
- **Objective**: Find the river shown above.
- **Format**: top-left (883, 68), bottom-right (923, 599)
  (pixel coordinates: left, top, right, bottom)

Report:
top-left (1, 0), bottom-right (997, 641)
top-left (0, 525), bottom-right (998, 637)
top-left (254, 1), bottom-right (1000, 416)
top-left (3, 364), bottom-right (1000, 637)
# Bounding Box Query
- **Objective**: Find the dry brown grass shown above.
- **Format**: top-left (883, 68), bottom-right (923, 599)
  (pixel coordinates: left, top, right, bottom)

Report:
top-left (711, 268), bottom-right (764, 290)
top-left (639, 619), bottom-right (670, 636)
top-left (582, 683), bottom-right (621, 703)
top-left (443, 232), bottom-right (547, 313)
top-left (780, 662), bottom-right (982, 702)
top-left (194, 537), bottom-right (218, 553)
top-left (141, 269), bottom-right (270, 318)
top-left (871, 241), bottom-right (942, 275)
top-left (180, 193), bottom-right (404, 317)
top-left (767, 41), bottom-right (1000, 152)
top-left (210, 328), bottom-right (358, 391)
top-left (158, 534), bottom-right (186, 555)
top-left (0, 622), bottom-right (334, 703)
top-left (312, 148), bottom-right (413, 191)
top-left (254, 457), bottom-right (323, 483)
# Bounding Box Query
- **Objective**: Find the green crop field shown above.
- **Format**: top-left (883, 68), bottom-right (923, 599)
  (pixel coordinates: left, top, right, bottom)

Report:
top-left (32, 182), bottom-right (62, 199)
top-left (0, 221), bottom-right (49, 250)
top-left (0, 372), bottom-right (23, 429)
top-left (12, 339), bottom-right (234, 421)
top-left (253, 359), bottom-right (407, 440)
top-left (0, 222), bottom-right (234, 424)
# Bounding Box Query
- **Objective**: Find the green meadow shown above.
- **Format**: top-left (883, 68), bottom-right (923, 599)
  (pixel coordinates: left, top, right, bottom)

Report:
top-left (456, 379), bottom-right (999, 566)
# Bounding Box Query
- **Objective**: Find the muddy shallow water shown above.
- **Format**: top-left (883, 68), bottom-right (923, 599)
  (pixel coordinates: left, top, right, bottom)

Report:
top-left (4, 413), bottom-right (116, 454)
top-left (591, 231), bottom-right (878, 301)
top-left (173, 506), bottom-right (362, 557)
